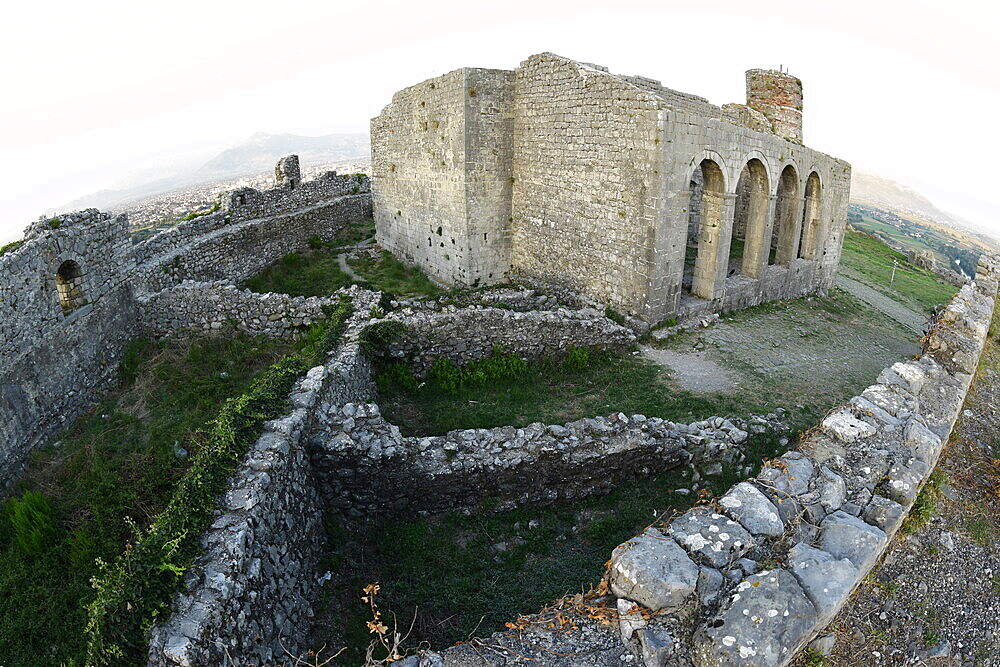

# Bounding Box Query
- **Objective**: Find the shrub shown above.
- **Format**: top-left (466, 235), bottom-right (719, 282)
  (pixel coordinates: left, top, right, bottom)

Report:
top-left (564, 346), bottom-right (591, 372)
top-left (308, 235), bottom-right (325, 250)
top-left (427, 347), bottom-right (527, 395)
top-left (83, 297), bottom-right (353, 665)
top-left (5, 491), bottom-right (56, 557)
top-left (359, 321), bottom-right (408, 359)
top-left (0, 240), bottom-right (24, 256)
top-left (604, 307), bottom-right (626, 325)
top-left (376, 362), bottom-right (419, 393)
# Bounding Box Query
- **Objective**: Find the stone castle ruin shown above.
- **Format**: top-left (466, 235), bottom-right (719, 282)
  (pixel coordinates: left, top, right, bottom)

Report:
top-left (0, 52), bottom-right (995, 667)
top-left (372, 52), bottom-right (851, 322)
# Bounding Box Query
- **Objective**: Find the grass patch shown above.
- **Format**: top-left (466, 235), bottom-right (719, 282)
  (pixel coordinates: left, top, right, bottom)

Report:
top-left (0, 333), bottom-right (300, 664)
top-left (331, 218), bottom-right (376, 247)
top-left (840, 229), bottom-right (957, 314)
top-left (348, 249), bottom-right (441, 299)
top-left (179, 201), bottom-right (220, 221)
top-left (900, 469), bottom-right (947, 535)
top-left (0, 239), bottom-right (24, 256)
top-left (966, 515), bottom-right (996, 546)
top-left (84, 299), bottom-right (352, 664)
top-left (243, 248), bottom-right (353, 296)
top-left (314, 431), bottom-right (784, 661)
top-left (377, 348), bottom-right (802, 436)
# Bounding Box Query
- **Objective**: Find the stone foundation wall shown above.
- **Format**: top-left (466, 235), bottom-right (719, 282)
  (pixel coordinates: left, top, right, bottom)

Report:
top-left (0, 210), bottom-right (138, 485)
top-left (372, 305), bottom-right (636, 375)
top-left (597, 255), bottom-right (998, 666)
top-left (311, 409), bottom-right (773, 519)
top-left (136, 192), bottom-right (370, 293)
top-left (137, 281), bottom-right (342, 340)
top-left (147, 287), bottom-right (379, 666)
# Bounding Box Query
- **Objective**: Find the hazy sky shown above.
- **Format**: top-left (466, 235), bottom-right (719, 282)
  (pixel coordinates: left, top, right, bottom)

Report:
top-left (2, 0), bottom-right (998, 243)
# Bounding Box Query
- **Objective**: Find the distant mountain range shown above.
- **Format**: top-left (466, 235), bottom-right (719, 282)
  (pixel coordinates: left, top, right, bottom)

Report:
top-left (54, 132), bottom-right (370, 213)
top-left (850, 169), bottom-right (960, 227)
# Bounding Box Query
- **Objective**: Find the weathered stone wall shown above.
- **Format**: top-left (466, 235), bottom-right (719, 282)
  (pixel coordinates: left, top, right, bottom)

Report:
top-left (371, 305), bottom-right (637, 375)
top-left (510, 53), bottom-right (667, 319)
top-left (311, 409), bottom-right (766, 518)
top-left (134, 173), bottom-right (371, 292)
top-left (0, 210), bottom-right (138, 485)
top-left (136, 281), bottom-right (342, 340)
top-left (746, 69), bottom-right (804, 143)
top-left (372, 52), bottom-right (852, 324)
top-left (371, 68), bottom-right (513, 287)
top-left (146, 288), bottom-right (379, 666)
top-left (599, 255), bottom-right (999, 666)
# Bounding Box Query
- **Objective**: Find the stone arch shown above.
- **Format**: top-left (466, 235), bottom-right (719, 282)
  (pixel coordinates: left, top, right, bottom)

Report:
top-left (798, 171), bottom-right (823, 260)
top-left (730, 158), bottom-right (770, 278)
top-left (683, 158), bottom-right (727, 299)
top-left (768, 164), bottom-right (801, 266)
top-left (55, 259), bottom-right (87, 315)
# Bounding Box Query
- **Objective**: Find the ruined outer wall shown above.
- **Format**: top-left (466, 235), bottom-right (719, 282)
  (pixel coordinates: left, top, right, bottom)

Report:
top-left (654, 109), bottom-right (850, 321)
top-left (510, 53), bottom-right (667, 320)
top-left (136, 281), bottom-right (343, 340)
top-left (134, 178), bottom-right (371, 292)
top-left (372, 68), bottom-right (513, 287)
top-left (147, 289), bottom-right (378, 666)
top-left (0, 211), bottom-right (138, 484)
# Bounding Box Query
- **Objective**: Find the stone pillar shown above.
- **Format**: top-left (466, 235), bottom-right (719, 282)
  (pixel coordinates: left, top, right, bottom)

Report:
top-left (275, 155), bottom-right (301, 189)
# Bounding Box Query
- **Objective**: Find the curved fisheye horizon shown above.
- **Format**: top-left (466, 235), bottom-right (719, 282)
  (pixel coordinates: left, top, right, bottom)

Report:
top-left (1, 0), bottom-right (998, 244)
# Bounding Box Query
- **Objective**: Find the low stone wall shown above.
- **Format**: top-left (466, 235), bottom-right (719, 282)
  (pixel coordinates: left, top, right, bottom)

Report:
top-left (375, 305), bottom-right (637, 375)
top-left (596, 256), bottom-right (998, 666)
top-left (146, 287), bottom-right (379, 666)
top-left (135, 192), bottom-right (371, 293)
top-left (137, 281), bottom-right (341, 340)
top-left (311, 410), bottom-right (771, 519)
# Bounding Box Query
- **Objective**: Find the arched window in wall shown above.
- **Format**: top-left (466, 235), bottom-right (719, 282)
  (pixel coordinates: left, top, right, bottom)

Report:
top-left (768, 165), bottom-right (800, 266)
top-left (55, 260), bottom-right (86, 315)
top-left (798, 172), bottom-right (823, 260)
top-left (731, 159), bottom-right (770, 278)
top-left (683, 159), bottom-right (726, 299)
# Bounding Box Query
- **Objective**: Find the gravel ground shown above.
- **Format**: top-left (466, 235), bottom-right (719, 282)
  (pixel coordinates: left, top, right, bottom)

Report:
top-left (801, 340), bottom-right (1000, 666)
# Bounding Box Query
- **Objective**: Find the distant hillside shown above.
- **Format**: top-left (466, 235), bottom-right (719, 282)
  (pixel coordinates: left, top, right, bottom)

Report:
top-left (194, 132), bottom-right (369, 180)
top-left (850, 169), bottom-right (959, 227)
top-left (54, 132), bottom-right (370, 213)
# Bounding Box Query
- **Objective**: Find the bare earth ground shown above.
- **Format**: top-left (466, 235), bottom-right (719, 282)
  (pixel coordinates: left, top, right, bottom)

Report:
top-left (642, 290), bottom-right (920, 416)
top-left (805, 337), bottom-right (1000, 666)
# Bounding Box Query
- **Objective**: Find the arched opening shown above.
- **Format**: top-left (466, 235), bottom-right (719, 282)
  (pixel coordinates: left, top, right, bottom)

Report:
top-left (731, 159), bottom-right (770, 278)
top-left (798, 172), bottom-right (822, 260)
top-left (768, 165), bottom-right (800, 266)
top-left (55, 260), bottom-right (86, 315)
top-left (683, 159), bottom-right (726, 299)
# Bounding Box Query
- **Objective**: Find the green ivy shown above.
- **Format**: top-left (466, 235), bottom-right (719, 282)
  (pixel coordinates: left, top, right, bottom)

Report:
top-left (0, 240), bottom-right (24, 257)
top-left (83, 297), bottom-right (352, 665)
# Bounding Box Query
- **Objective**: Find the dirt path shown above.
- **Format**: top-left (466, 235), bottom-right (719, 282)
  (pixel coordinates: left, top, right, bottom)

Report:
top-left (835, 271), bottom-right (926, 334)
top-left (639, 345), bottom-right (738, 393)
top-left (808, 334), bottom-right (1000, 665)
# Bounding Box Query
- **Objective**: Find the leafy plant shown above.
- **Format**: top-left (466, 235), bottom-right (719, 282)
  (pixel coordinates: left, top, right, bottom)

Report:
top-left (5, 491), bottom-right (57, 557)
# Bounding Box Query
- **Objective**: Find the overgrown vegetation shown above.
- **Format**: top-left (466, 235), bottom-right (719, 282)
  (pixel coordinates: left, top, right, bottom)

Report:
top-left (348, 249), bottom-right (440, 298)
top-left (840, 229), bottom-right (957, 314)
top-left (315, 430), bottom-right (787, 662)
top-left (0, 239), bottom-right (24, 256)
top-left (0, 300), bottom-right (352, 665)
top-left (242, 218), bottom-right (439, 299)
top-left (244, 248), bottom-right (353, 296)
top-left (900, 469), bottom-right (948, 535)
top-left (376, 345), bottom-right (812, 436)
top-left (179, 201), bottom-right (221, 221)
top-left (84, 297), bottom-right (352, 664)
